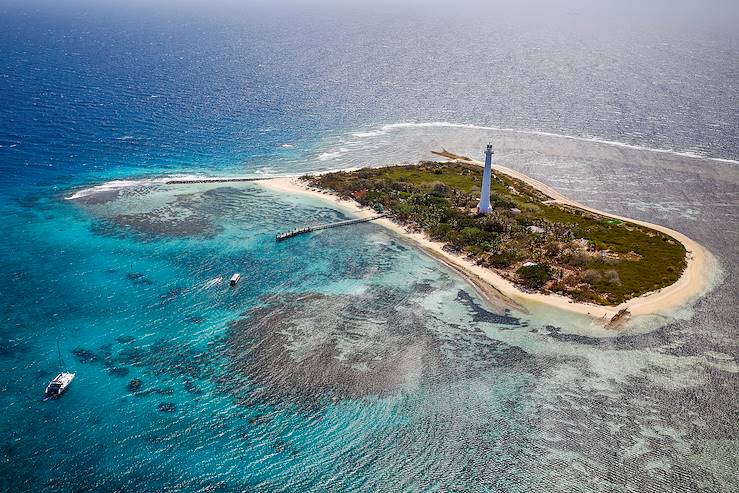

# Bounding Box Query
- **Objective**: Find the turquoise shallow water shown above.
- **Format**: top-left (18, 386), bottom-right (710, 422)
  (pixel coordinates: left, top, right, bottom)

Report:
top-left (1, 180), bottom-right (544, 491)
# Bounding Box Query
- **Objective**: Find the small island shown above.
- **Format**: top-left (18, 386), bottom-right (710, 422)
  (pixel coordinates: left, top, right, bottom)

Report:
top-left (303, 159), bottom-right (687, 307)
top-left (258, 147), bottom-right (709, 326)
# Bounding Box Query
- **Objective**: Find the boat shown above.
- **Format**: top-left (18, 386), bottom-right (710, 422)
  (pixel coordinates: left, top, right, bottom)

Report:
top-left (229, 273), bottom-right (241, 286)
top-left (45, 341), bottom-right (75, 398)
top-left (45, 372), bottom-right (75, 398)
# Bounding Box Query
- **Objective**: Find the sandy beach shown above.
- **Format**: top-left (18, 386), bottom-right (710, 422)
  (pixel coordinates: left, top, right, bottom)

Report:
top-left (257, 163), bottom-right (714, 327)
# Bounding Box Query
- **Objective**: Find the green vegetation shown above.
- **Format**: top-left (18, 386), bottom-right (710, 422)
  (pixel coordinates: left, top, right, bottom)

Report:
top-left (517, 263), bottom-right (553, 288)
top-left (303, 161), bottom-right (687, 305)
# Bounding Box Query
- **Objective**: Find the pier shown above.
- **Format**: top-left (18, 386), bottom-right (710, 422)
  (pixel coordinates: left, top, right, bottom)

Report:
top-left (276, 214), bottom-right (387, 241)
top-left (164, 177), bottom-right (271, 185)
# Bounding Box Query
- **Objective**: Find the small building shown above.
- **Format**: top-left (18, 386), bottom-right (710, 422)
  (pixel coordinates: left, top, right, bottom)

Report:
top-left (510, 208), bottom-right (521, 215)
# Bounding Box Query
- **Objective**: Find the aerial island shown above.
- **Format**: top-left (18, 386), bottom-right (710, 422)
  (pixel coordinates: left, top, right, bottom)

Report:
top-left (260, 147), bottom-right (708, 326)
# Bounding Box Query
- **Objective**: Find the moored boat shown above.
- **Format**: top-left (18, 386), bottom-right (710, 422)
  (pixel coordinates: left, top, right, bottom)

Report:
top-left (45, 341), bottom-right (75, 398)
top-left (45, 372), bottom-right (75, 397)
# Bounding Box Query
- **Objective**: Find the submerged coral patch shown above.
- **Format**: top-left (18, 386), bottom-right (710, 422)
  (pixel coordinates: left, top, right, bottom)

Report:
top-left (108, 367), bottom-right (130, 377)
top-left (83, 190), bottom-right (225, 239)
top-left (455, 290), bottom-right (520, 325)
top-left (223, 286), bottom-right (535, 408)
top-left (126, 378), bottom-right (142, 392)
top-left (106, 210), bottom-right (221, 239)
top-left (157, 402), bottom-right (177, 412)
top-left (226, 291), bottom-right (441, 406)
top-left (72, 348), bottom-right (101, 364)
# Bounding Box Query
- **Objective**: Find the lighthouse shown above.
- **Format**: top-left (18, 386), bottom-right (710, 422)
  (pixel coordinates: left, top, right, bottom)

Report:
top-left (477, 143), bottom-right (494, 214)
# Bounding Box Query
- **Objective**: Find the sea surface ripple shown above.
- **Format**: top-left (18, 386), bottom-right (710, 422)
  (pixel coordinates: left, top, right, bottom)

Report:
top-left (0, 1), bottom-right (737, 491)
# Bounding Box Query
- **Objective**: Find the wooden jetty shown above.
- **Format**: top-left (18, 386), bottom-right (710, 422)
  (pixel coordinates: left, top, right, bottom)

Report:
top-left (276, 214), bottom-right (387, 241)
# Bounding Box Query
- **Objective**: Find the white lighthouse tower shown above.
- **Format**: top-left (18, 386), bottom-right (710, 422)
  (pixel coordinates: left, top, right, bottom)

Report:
top-left (477, 143), bottom-right (494, 214)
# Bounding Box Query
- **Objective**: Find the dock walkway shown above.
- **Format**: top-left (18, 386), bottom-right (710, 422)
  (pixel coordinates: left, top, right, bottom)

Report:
top-left (164, 177), bottom-right (271, 185)
top-left (276, 214), bottom-right (387, 241)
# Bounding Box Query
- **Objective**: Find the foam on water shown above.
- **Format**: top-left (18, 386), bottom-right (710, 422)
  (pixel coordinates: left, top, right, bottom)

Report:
top-left (351, 121), bottom-right (739, 165)
top-left (65, 175), bottom-right (204, 200)
top-left (316, 147), bottom-right (350, 161)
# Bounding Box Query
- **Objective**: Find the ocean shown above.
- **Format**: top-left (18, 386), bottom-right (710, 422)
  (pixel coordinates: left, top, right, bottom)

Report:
top-left (1, 1), bottom-right (738, 491)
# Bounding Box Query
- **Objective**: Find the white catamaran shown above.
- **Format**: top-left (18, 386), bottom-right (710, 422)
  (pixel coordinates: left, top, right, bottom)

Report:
top-left (45, 341), bottom-right (75, 398)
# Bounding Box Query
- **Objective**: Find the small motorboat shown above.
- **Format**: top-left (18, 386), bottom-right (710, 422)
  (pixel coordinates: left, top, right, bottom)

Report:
top-left (229, 273), bottom-right (241, 286)
top-left (45, 372), bottom-right (75, 398)
top-left (45, 341), bottom-right (75, 398)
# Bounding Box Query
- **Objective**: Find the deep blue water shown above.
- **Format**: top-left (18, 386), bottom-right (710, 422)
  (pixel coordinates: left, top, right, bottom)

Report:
top-left (2, 0), bottom-right (738, 190)
top-left (1, 1), bottom-right (738, 491)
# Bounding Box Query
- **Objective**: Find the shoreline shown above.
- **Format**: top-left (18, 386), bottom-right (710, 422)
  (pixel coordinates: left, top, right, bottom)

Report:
top-left (257, 166), bottom-right (713, 327)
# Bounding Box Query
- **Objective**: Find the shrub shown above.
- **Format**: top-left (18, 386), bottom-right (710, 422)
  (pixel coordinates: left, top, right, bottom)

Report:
top-left (461, 226), bottom-right (486, 245)
top-left (543, 241), bottom-right (561, 258)
top-left (479, 213), bottom-right (513, 234)
top-left (580, 269), bottom-right (602, 284)
top-left (565, 250), bottom-right (591, 267)
top-left (391, 181), bottom-right (411, 192)
top-left (429, 223), bottom-right (451, 241)
top-left (517, 263), bottom-right (552, 288)
top-left (430, 181), bottom-right (450, 196)
top-left (601, 255), bottom-right (621, 266)
top-left (488, 250), bottom-right (517, 268)
top-left (604, 270), bottom-right (621, 285)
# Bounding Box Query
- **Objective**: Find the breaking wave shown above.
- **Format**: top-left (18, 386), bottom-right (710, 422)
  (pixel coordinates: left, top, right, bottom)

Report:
top-left (65, 174), bottom-right (261, 200)
top-left (351, 122), bottom-right (739, 165)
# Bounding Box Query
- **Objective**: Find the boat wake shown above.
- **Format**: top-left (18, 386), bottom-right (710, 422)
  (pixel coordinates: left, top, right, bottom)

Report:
top-left (203, 277), bottom-right (223, 288)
